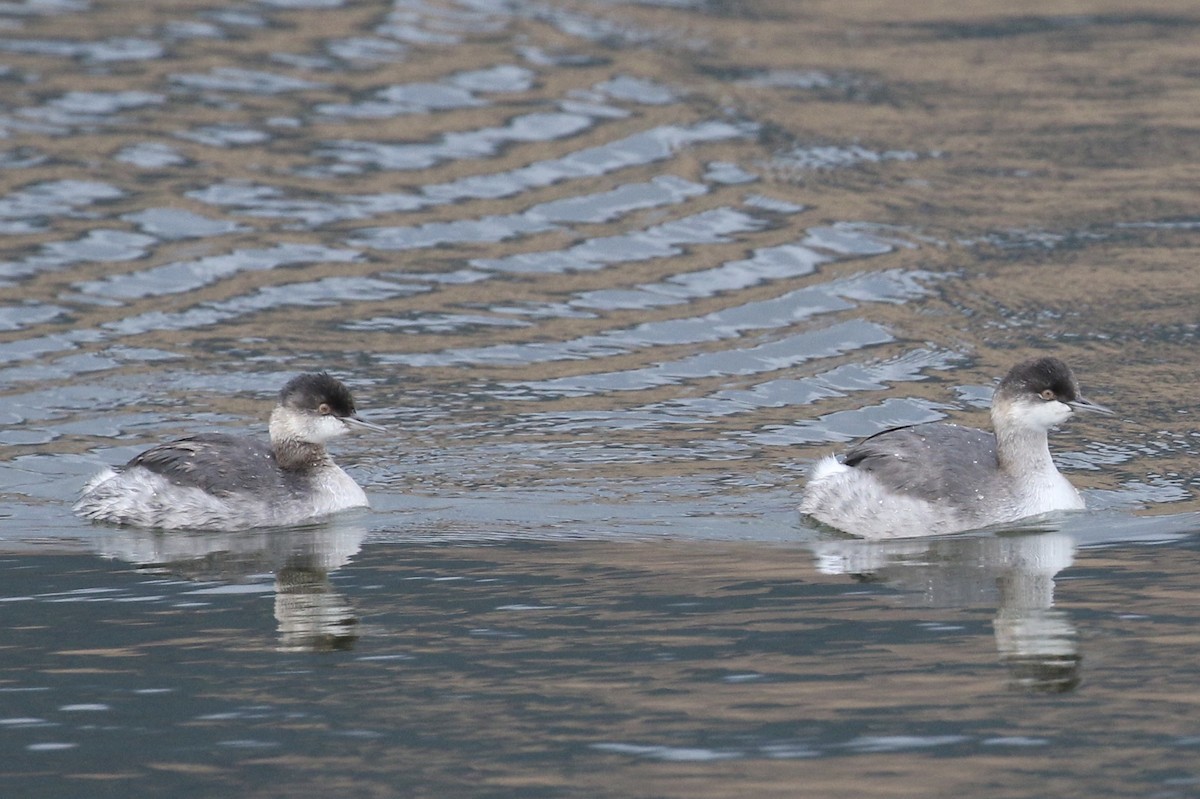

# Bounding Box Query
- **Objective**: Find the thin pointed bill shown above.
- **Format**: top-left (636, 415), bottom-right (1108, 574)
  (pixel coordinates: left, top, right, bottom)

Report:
top-left (1070, 396), bottom-right (1114, 416)
top-left (343, 415), bottom-right (388, 433)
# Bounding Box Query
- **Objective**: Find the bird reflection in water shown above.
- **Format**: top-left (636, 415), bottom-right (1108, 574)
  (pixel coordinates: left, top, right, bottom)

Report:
top-left (91, 520), bottom-right (367, 653)
top-left (274, 562), bottom-right (359, 653)
top-left (809, 528), bottom-right (1080, 693)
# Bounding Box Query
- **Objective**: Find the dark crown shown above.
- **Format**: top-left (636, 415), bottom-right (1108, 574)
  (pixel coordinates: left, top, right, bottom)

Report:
top-left (997, 357), bottom-right (1079, 402)
top-left (279, 372), bottom-right (356, 417)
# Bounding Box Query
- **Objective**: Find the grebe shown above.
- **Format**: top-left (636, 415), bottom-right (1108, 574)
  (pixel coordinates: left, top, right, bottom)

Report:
top-left (800, 357), bottom-right (1112, 538)
top-left (75, 372), bottom-right (384, 530)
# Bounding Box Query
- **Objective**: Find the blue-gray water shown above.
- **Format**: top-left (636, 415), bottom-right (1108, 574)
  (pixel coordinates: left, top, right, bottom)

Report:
top-left (2, 1), bottom-right (1200, 797)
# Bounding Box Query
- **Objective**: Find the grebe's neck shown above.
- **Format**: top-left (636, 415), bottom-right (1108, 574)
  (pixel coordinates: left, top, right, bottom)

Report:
top-left (993, 423), bottom-right (1056, 476)
top-left (269, 407), bottom-right (332, 471)
top-left (990, 396), bottom-right (1067, 477)
top-left (991, 404), bottom-right (1083, 512)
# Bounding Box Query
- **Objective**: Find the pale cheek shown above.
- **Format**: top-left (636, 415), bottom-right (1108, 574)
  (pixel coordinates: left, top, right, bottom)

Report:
top-left (1030, 401), bottom-right (1072, 428)
top-left (312, 416), bottom-right (349, 443)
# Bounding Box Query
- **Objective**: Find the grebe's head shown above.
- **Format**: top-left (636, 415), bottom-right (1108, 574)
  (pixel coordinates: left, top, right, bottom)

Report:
top-left (992, 357), bottom-right (1112, 433)
top-left (276, 372), bottom-right (385, 444)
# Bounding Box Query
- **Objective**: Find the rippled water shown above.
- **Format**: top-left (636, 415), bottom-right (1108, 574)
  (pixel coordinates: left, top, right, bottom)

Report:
top-left (3, 1), bottom-right (1200, 797)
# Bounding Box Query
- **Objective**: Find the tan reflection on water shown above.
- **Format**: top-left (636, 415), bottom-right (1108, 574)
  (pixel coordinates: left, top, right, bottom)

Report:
top-left (2, 4), bottom-right (1200, 793)
top-left (2, 0), bottom-right (1196, 513)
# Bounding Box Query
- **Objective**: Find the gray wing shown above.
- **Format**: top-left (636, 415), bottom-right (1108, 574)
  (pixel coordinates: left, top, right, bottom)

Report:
top-left (127, 434), bottom-right (294, 496)
top-left (843, 423), bottom-right (999, 506)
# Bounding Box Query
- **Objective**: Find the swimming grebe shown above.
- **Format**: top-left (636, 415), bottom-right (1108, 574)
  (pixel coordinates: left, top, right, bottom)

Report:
top-left (800, 357), bottom-right (1113, 538)
top-left (74, 372), bottom-right (384, 531)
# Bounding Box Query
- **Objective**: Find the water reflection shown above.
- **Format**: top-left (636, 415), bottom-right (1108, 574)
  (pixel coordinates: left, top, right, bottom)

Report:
top-left (90, 520), bottom-right (367, 653)
top-left (0, 0), bottom-right (1197, 794)
top-left (810, 528), bottom-right (1080, 692)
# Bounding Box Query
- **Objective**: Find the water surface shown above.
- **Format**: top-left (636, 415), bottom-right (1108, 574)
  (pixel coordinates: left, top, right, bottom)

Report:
top-left (2, 0), bottom-right (1200, 797)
